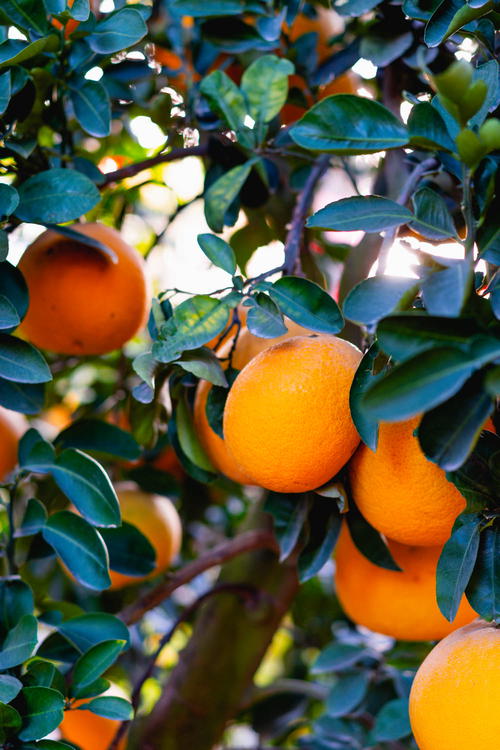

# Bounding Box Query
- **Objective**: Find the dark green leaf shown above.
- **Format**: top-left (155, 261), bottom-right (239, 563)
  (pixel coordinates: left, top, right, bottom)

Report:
top-left (343, 277), bottom-right (417, 326)
top-left (87, 8), bottom-right (147, 54)
top-left (42, 511), bottom-right (111, 591)
top-left (1, 0), bottom-right (49, 35)
top-left (0, 379), bottom-right (44, 414)
top-left (0, 580), bottom-right (34, 630)
top-left (58, 613), bottom-right (129, 653)
top-left (240, 54), bottom-right (295, 124)
top-left (0, 334), bottom-right (51, 384)
top-left (197, 233), bottom-right (237, 275)
top-left (326, 671), bottom-right (369, 717)
top-left (176, 393), bottom-right (215, 472)
top-left (298, 503), bottom-right (342, 582)
top-left (156, 296), bottom-right (230, 356)
top-left (0, 72), bottom-right (10, 117)
top-left (466, 525), bottom-right (500, 621)
top-left (0, 37), bottom-right (51, 67)
top-left (199, 71), bottom-right (250, 143)
top-left (84, 696), bottom-right (133, 720)
top-left (370, 698), bottom-right (411, 742)
top-left (307, 196), bottom-right (412, 232)
top-left (15, 498), bottom-right (48, 538)
top-left (72, 640), bottom-right (126, 690)
top-left (246, 293), bottom-right (287, 339)
top-left (408, 102), bottom-right (455, 151)
top-left (0, 295), bottom-right (20, 330)
top-left (422, 260), bottom-right (472, 317)
top-left (346, 506), bottom-right (401, 571)
top-left (410, 187), bottom-right (458, 240)
top-left (100, 521), bottom-right (156, 576)
top-left (0, 615), bottom-right (37, 669)
top-left (170, 0), bottom-right (244, 14)
top-left (446, 432), bottom-right (499, 512)
top-left (0, 261), bottom-right (28, 322)
top-left (264, 492), bottom-right (310, 561)
top-left (425, 0), bottom-right (494, 47)
top-left (0, 702), bottom-right (22, 741)
top-left (290, 95), bottom-right (408, 154)
top-left (16, 169), bottom-right (100, 224)
top-left (18, 687), bottom-right (65, 742)
top-left (0, 675), bottom-right (22, 703)
top-left (349, 342), bottom-right (379, 451)
top-left (485, 367), bottom-right (500, 397)
top-left (71, 677), bottom-right (110, 701)
top-left (70, 81), bottom-right (111, 138)
top-left (311, 643), bottom-right (370, 674)
top-left (176, 348), bottom-right (228, 387)
top-left (55, 420), bottom-right (140, 461)
top-left (0, 183), bottom-right (19, 218)
top-left (268, 276), bottom-right (343, 334)
top-left (205, 161), bottom-right (255, 233)
top-left (436, 513), bottom-right (481, 621)
top-left (205, 367), bottom-right (239, 439)
top-left (360, 31), bottom-right (413, 67)
top-left (376, 313), bottom-right (478, 360)
top-left (50, 449), bottom-right (120, 527)
top-left (19, 429), bottom-right (55, 472)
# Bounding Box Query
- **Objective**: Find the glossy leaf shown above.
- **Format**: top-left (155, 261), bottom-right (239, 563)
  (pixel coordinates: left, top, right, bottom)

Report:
top-left (176, 393), bottom-right (215, 472)
top-left (311, 643), bottom-right (370, 674)
top-left (205, 366), bottom-right (239, 439)
top-left (346, 506), bottom-right (401, 571)
top-left (197, 233), bottom-right (237, 275)
top-left (240, 54), bottom-right (294, 124)
top-left (349, 342), bottom-right (379, 451)
top-left (408, 101), bottom-right (455, 151)
top-left (84, 696), bottom-right (133, 720)
top-left (0, 675), bottom-right (22, 703)
top-left (15, 498), bottom-right (48, 538)
top-left (0, 614), bottom-right (38, 669)
top-left (156, 295), bottom-right (230, 355)
top-left (176, 348), bottom-right (228, 387)
top-left (199, 71), bottom-right (250, 142)
top-left (0, 37), bottom-right (50, 68)
top-left (264, 493), bottom-right (310, 561)
top-left (55, 420), bottom-right (140, 461)
top-left (72, 640), bottom-right (126, 690)
top-left (87, 8), bottom-right (147, 54)
top-left (70, 81), bottom-right (111, 138)
top-left (100, 521), bottom-right (156, 576)
top-left (326, 671), bottom-right (369, 717)
top-left (290, 95), bottom-right (408, 154)
top-left (58, 613), bottom-right (130, 653)
top-left (360, 31), bottom-right (413, 67)
top-left (205, 161), bottom-right (255, 233)
top-left (268, 276), bottom-right (343, 334)
top-left (422, 260), bottom-right (472, 317)
top-left (16, 169), bottom-right (100, 224)
top-left (370, 698), bottom-right (411, 742)
top-left (18, 429), bottom-right (55, 472)
top-left (343, 277), bottom-right (417, 326)
top-left (246, 293), bottom-right (287, 339)
top-left (42, 511), bottom-right (111, 591)
top-left (1, 0), bottom-right (49, 35)
top-left (0, 183), bottom-right (19, 217)
top-left (466, 525), bottom-right (500, 621)
top-left (436, 514), bottom-right (481, 621)
top-left (0, 579), bottom-right (34, 630)
top-left (298, 503), bottom-right (342, 582)
top-left (0, 72), bottom-right (10, 117)
top-left (0, 334), bottom-right (51, 384)
top-left (376, 313), bottom-right (478, 360)
top-left (425, 0), bottom-right (494, 47)
top-left (307, 196), bottom-right (412, 233)
top-left (410, 187), bottom-right (458, 240)
top-left (18, 687), bottom-right (65, 742)
top-left (0, 295), bottom-right (20, 330)
top-left (0, 261), bottom-right (29, 322)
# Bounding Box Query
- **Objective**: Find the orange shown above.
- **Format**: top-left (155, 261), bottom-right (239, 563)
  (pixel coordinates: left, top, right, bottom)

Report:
top-left (19, 223), bottom-right (149, 356)
top-left (409, 619), bottom-right (500, 749)
top-left (60, 685), bottom-right (128, 750)
top-left (223, 335), bottom-right (362, 492)
top-left (334, 524), bottom-right (477, 642)
top-left (349, 416), bottom-right (470, 547)
top-left (0, 406), bottom-right (26, 481)
top-left (151, 445), bottom-right (184, 481)
top-left (108, 484), bottom-right (182, 590)
top-left (194, 321), bottom-right (312, 484)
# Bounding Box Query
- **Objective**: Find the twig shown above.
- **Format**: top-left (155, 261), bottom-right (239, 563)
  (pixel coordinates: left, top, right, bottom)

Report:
top-left (119, 529), bottom-right (279, 625)
top-left (377, 157), bottom-right (438, 275)
top-left (99, 144), bottom-right (209, 188)
top-left (283, 154), bottom-right (331, 274)
top-left (108, 583), bottom-right (261, 750)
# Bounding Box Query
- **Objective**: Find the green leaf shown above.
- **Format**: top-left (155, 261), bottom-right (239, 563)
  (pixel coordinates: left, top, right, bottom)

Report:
top-left (408, 101), bottom-right (455, 151)
top-left (176, 393), bottom-right (215, 472)
top-left (16, 169), bottom-right (100, 224)
top-left (0, 37), bottom-right (51, 68)
top-left (69, 81), bottom-right (111, 138)
top-left (422, 260), bottom-right (472, 317)
top-left (264, 492), bottom-right (311, 561)
top-left (485, 367), bottom-right (500, 397)
top-left (55, 420), bottom-right (140, 461)
top-left (466, 525), bottom-right (500, 621)
top-left (199, 71), bottom-right (252, 145)
top-left (197, 233), bottom-right (237, 275)
top-left (18, 687), bottom-right (65, 742)
top-left (18, 429), bottom-right (55, 472)
top-left (446, 431), bottom-right (499, 512)
top-left (343, 277), bottom-right (417, 326)
top-left (298, 502), bottom-right (342, 582)
top-left (311, 643), bottom-right (370, 674)
top-left (24, 660), bottom-right (57, 689)
top-left (205, 366), bottom-right (239, 439)
top-left (15, 498), bottom-right (48, 538)
top-left (42, 511), bottom-right (111, 591)
top-left (72, 640), bottom-right (126, 690)
top-left (71, 677), bottom-right (110, 701)
top-left (268, 276), bottom-right (343, 334)
top-left (0, 71), bottom-right (10, 117)
top-left (0, 615), bottom-right (38, 669)
top-left (84, 696), bottom-right (133, 721)
top-left (177, 348), bottom-right (228, 387)
top-left (0, 230), bottom-right (8, 262)
top-left (0, 579), bottom-right (34, 630)
top-left (0, 183), bottom-right (19, 218)
top-left (436, 513), bottom-right (481, 621)
top-left (100, 521), bottom-right (156, 577)
top-left (58, 613), bottom-right (129, 653)
top-left (0, 295), bottom-right (20, 330)
top-left (370, 698), bottom-right (411, 742)
top-left (0, 675), bottom-right (22, 703)
top-left (205, 161), bottom-right (255, 233)
top-left (0, 702), bottom-right (22, 742)
top-left (307, 196), bottom-right (413, 233)
top-left (1, 0), bottom-right (49, 36)
top-left (87, 8), bottom-right (147, 54)
top-left (69, 0), bottom-right (91, 21)
top-left (376, 313), bottom-right (478, 360)
top-left (50, 449), bottom-right (120, 527)
top-left (349, 342), bottom-right (379, 451)
top-left (240, 54), bottom-right (294, 125)
top-left (156, 296), bottom-right (230, 357)
top-left (326, 671), bottom-right (369, 717)
top-left (290, 95), bottom-right (408, 154)
top-left (0, 261), bottom-right (29, 323)
top-left (410, 187), bottom-right (458, 240)
top-left (425, 0), bottom-right (494, 47)
top-left (362, 347), bottom-right (476, 422)
top-left (170, 0), bottom-right (244, 14)
top-left (246, 293), bottom-right (287, 339)
top-left (418, 376), bottom-right (494, 470)
top-left (346, 506), bottom-right (401, 571)
top-left (0, 334), bottom-right (52, 384)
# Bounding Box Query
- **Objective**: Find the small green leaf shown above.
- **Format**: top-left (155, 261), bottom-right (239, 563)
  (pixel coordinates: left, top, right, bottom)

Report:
top-left (410, 187), bottom-right (458, 240)
top-left (197, 233), bottom-right (237, 275)
top-left (246, 293), bottom-right (287, 339)
top-left (0, 702), bottom-right (22, 742)
top-left (176, 393), bottom-right (215, 472)
top-left (16, 169), bottom-right (100, 224)
top-left (0, 379), bottom-right (44, 414)
top-left (0, 183), bottom-right (19, 218)
top-left (346, 507), bottom-right (401, 571)
top-left (370, 698), bottom-right (411, 742)
top-left (15, 498), bottom-right (48, 538)
top-left (0, 675), bottom-right (22, 703)
top-left (205, 161), bottom-right (255, 233)
top-left (408, 101), bottom-right (455, 151)
top-left (264, 492), bottom-right (311, 561)
top-left (100, 522), bottom-right (156, 577)
top-left (176, 348), bottom-right (228, 387)
top-left (311, 643), bottom-right (370, 674)
top-left (268, 276), bottom-right (343, 334)
top-left (55, 420), bottom-right (140, 461)
top-left (376, 313), bottom-right (478, 360)
top-left (240, 54), bottom-right (294, 125)
top-left (18, 687), bottom-right (65, 742)
top-left (298, 502), bottom-right (342, 582)
top-left (19, 429), bottom-right (55, 472)
top-left (0, 334), bottom-right (52, 384)
top-left (84, 696), bottom-right (133, 721)
top-left (0, 579), bottom-right (34, 630)
top-left (0, 37), bottom-right (51, 68)
top-left (70, 81), bottom-right (111, 138)
top-left (436, 513), bottom-right (481, 621)
top-left (199, 71), bottom-right (251, 145)
top-left (466, 525), bottom-right (500, 621)
top-left (349, 342), bottom-right (379, 451)
top-left (0, 615), bottom-right (38, 669)
top-left (326, 671), bottom-right (369, 717)
top-left (87, 7), bottom-right (147, 54)
top-left (1, 0), bottom-right (49, 35)
top-left (0, 295), bottom-right (20, 330)
top-left (58, 613), bottom-right (130, 653)
top-left (425, 0), bottom-right (494, 47)
top-left (307, 196), bottom-right (412, 233)
top-left (422, 260), bottom-right (472, 317)
top-left (156, 295), bottom-right (230, 355)
top-left (343, 277), bottom-right (417, 326)
top-left (72, 640), bottom-right (126, 691)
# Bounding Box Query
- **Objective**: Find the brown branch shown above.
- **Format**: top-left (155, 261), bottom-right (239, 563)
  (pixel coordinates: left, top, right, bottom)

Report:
top-left (119, 529), bottom-right (279, 625)
top-left (99, 144), bottom-right (209, 188)
top-left (283, 153), bottom-right (331, 274)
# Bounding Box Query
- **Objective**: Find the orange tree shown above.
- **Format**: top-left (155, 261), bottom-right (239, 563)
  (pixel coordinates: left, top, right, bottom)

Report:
top-left (0, 2), bottom-right (499, 750)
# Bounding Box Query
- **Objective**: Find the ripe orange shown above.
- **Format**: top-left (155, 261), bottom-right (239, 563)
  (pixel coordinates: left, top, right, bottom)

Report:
top-left (0, 406), bottom-right (26, 481)
top-left (19, 223), bottom-right (149, 356)
top-left (349, 416), bottom-right (469, 547)
top-left (194, 321), bottom-right (312, 484)
top-left (334, 524), bottom-right (477, 642)
top-left (108, 485), bottom-right (181, 590)
top-left (409, 619), bottom-right (500, 749)
top-left (60, 685), bottom-right (128, 750)
top-left (223, 335), bottom-right (362, 492)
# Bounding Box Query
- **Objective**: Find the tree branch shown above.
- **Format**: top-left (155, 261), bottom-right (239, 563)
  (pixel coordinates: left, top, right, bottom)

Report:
top-left (119, 529), bottom-right (279, 625)
top-left (99, 145), bottom-right (209, 188)
top-left (283, 154), bottom-right (331, 274)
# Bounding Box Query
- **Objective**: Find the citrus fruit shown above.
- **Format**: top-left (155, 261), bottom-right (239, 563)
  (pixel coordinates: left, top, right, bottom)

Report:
top-left (108, 485), bottom-right (182, 590)
top-left (409, 619), bottom-right (500, 749)
top-left (223, 335), bottom-right (362, 492)
top-left (60, 684), bottom-right (128, 750)
top-left (194, 321), bottom-right (312, 484)
top-left (18, 223), bottom-right (149, 356)
top-left (0, 406), bottom-right (26, 481)
top-left (349, 416), bottom-right (469, 547)
top-left (334, 524), bottom-right (477, 641)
